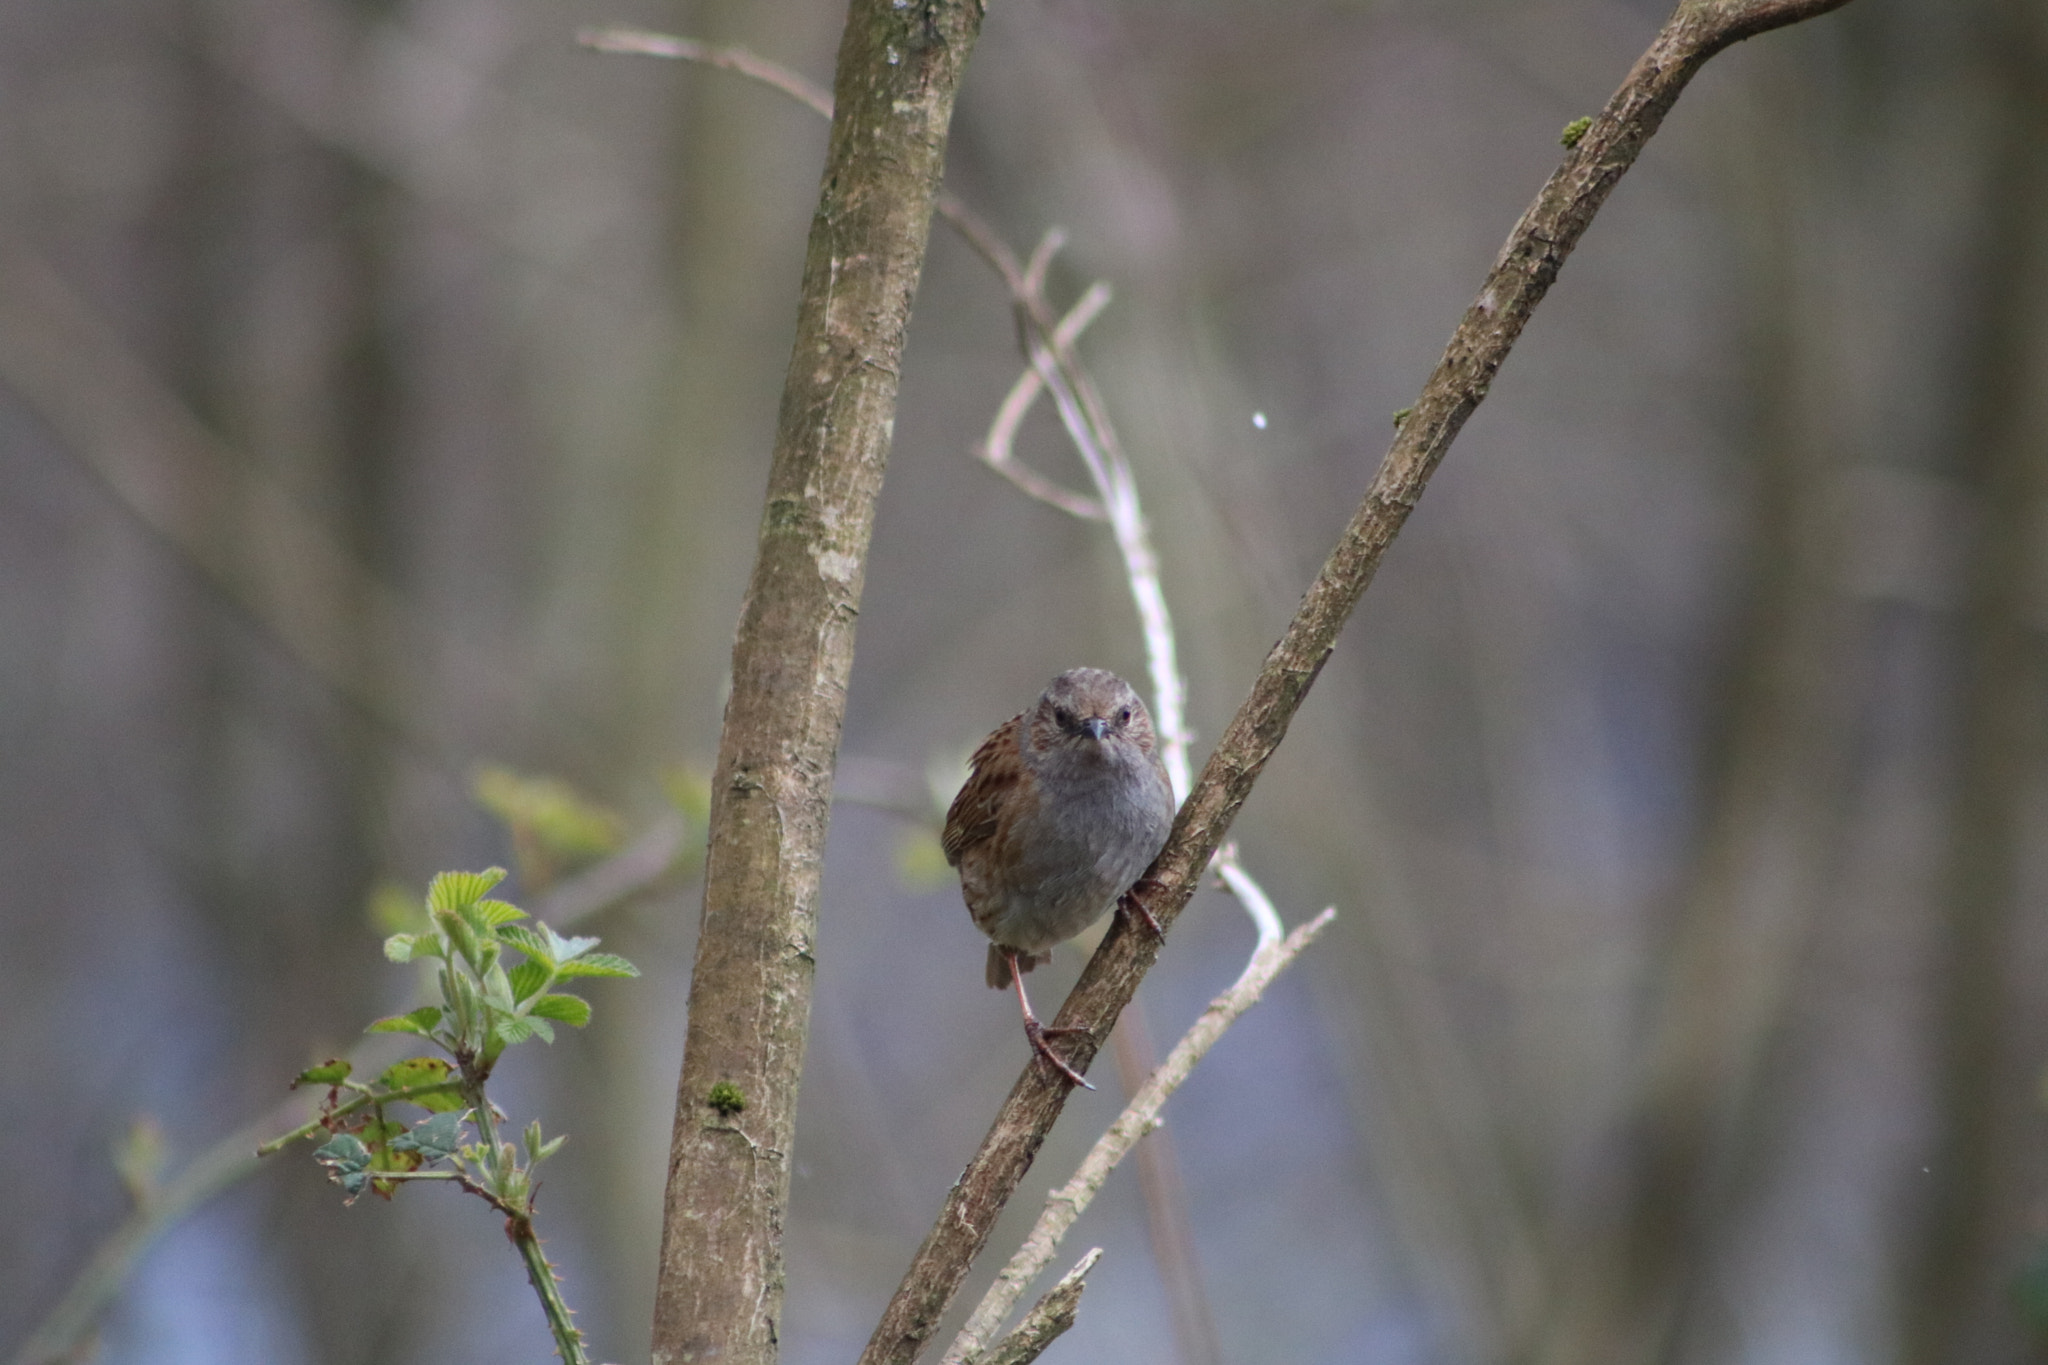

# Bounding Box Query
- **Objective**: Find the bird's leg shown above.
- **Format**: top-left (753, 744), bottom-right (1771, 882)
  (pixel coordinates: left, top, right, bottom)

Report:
top-left (1118, 878), bottom-right (1164, 938)
top-left (1008, 951), bottom-right (1095, 1090)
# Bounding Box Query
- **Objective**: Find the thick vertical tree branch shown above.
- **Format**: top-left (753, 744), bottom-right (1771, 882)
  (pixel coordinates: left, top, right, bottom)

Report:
top-left (649, 4), bottom-right (986, 1364)
top-left (855, 3), bottom-right (1855, 1362)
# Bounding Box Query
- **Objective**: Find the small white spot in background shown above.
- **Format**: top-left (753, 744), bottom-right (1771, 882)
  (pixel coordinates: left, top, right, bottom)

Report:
top-left (886, 47), bottom-right (900, 64)
top-left (1251, 411), bottom-right (1268, 430)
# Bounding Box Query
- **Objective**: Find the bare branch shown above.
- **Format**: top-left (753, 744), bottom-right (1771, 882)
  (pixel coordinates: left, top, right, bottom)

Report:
top-left (962, 1249), bottom-right (1102, 1365)
top-left (975, 284), bottom-right (1113, 520)
top-left (855, 3), bottom-right (1860, 1361)
top-left (577, 26), bottom-right (832, 118)
top-left (942, 909), bottom-right (1335, 1364)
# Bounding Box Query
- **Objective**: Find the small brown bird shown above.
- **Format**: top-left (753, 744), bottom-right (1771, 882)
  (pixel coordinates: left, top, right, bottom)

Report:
top-left (943, 668), bottom-right (1176, 1087)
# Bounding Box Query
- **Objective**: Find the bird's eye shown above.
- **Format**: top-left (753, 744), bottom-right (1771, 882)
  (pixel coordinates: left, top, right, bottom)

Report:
top-left (1117, 707), bottom-right (1132, 726)
top-left (1053, 706), bottom-right (1074, 728)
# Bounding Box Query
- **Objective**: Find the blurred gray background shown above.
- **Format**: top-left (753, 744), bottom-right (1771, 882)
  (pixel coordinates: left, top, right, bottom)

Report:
top-left (6, 0), bottom-right (2047, 1362)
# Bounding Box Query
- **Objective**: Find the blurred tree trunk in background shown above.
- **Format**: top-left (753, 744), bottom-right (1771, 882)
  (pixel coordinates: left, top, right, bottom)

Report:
top-left (1906, 2), bottom-right (2048, 1359)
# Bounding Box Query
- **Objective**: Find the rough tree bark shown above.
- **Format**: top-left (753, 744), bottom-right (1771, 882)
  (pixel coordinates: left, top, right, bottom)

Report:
top-left (855, 3), bottom-right (1858, 1363)
top-left (649, 4), bottom-right (986, 1364)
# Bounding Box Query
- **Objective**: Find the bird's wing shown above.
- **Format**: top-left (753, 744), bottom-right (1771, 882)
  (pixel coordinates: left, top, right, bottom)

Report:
top-left (942, 714), bottom-right (1023, 867)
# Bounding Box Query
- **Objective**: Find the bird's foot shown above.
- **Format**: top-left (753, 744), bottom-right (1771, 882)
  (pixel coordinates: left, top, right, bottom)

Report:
top-left (1119, 880), bottom-right (1165, 938)
top-left (1022, 1017), bottom-right (1095, 1090)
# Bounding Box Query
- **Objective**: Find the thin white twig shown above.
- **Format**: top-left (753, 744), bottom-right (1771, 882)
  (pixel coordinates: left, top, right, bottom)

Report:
top-left (1014, 283), bottom-right (1188, 800)
top-left (961, 1248), bottom-right (1101, 1365)
top-left (977, 285), bottom-right (1113, 520)
top-left (1213, 844), bottom-right (1284, 953)
top-left (576, 27), bottom-right (833, 118)
top-left (941, 908), bottom-right (1336, 1364)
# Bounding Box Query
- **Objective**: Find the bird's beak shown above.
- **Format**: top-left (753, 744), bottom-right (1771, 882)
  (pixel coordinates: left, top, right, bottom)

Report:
top-left (1081, 717), bottom-right (1109, 741)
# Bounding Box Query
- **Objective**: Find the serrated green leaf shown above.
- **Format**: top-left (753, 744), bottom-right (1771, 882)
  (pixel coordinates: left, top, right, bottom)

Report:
top-left (383, 933), bottom-right (418, 963)
top-left (293, 1060), bottom-right (353, 1088)
top-left (529, 993), bottom-right (592, 1027)
top-left (554, 952), bottom-right (640, 979)
top-left (455, 902), bottom-right (503, 966)
top-left (494, 1014), bottom-right (541, 1047)
top-left (427, 868), bottom-right (507, 913)
top-left (541, 924), bottom-right (603, 963)
top-left (497, 1013), bottom-right (554, 1045)
top-left (497, 924), bottom-right (553, 966)
top-left (313, 1133), bottom-right (371, 1172)
top-left (507, 960), bottom-right (550, 1003)
top-left (367, 1007), bottom-right (444, 1039)
top-left (390, 1110), bottom-right (469, 1162)
top-left (473, 898), bottom-right (528, 927)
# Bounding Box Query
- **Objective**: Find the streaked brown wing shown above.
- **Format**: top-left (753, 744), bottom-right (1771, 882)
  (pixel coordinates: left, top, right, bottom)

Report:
top-left (941, 714), bottom-right (1023, 867)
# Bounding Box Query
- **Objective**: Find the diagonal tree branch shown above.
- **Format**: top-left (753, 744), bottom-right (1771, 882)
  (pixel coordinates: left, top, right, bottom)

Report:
top-left (854, 2), bottom-right (1858, 1361)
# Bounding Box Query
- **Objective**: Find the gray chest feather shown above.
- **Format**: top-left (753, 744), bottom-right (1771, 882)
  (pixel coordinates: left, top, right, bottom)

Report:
top-left (980, 749), bottom-right (1171, 951)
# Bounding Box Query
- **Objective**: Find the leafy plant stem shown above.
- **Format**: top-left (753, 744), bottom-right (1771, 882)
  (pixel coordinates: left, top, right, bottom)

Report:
top-left (254, 1080), bottom-right (468, 1156)
top-left (511, 1209), bottom-right (590, 1365)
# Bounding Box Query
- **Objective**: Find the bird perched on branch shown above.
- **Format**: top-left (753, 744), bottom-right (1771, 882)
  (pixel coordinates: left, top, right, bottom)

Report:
top-left (943, 668), bottom-right (1175, 1087)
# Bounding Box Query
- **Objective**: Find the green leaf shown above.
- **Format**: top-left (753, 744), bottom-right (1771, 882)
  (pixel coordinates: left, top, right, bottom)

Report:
top-left (497, 924), bottom-right (553, 966)
top-left (444, 964), bottom-right (482, 1020)
top-left (312, 1133), bottom-right (373, 1201)
top-left (390, 1110), bottom-right (469, 1162)
top-left (481, 962), bottom-right (518, 1014)
top-left (535, 1133), bottom-right (568, 1161)
top-left (377, 1056), bottom-right (452, 1092)
top-left (358, 1118), bottom-right (405, 1146)
top-left (427, 868), bottom-right (507, 914)
top-left (507, 960), bottom-right (550, 1003)
top-left (366, 1007), bottom-right (444, 1039)
top-left (293, 1060), bottom-right (353, 1088)
top-left (528, 993), bottom-right (592, 1027)
top-left (473, 898), bottom-right (528, 928)
top-left (494, 1014), bottom-right (551, 1046)
top-left (434, 906), bottom-right (483, 971)
top-left (313, 1133), bottom-right (371, 1170)
top-left (554, 952), bottom-right (640, 980)
top-left (540, 924), bottom-right (602, 963)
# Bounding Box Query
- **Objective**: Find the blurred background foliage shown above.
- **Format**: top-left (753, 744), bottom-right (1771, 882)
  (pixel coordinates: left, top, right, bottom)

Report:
top-left (5, 0), bottom-right (2047, 1362)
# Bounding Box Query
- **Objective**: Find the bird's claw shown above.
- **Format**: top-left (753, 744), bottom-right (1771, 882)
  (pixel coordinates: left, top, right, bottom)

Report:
top-left (1023, 1018), bottom-right (1095, 1089)
top-left (1119, 881), bottom-right (1164, 939)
